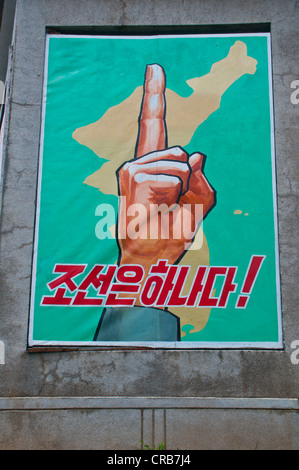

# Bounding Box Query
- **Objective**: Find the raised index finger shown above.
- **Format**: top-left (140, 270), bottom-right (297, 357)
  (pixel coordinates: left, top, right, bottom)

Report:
top-left (135, 64), bottom-right (167, 159)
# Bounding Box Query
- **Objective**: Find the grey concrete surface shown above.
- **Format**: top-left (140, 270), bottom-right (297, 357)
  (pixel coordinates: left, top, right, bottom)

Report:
top-left (0, 0), bottom-right (298, 449)
top-left (2, 407), bottom-right (297, 450)
top-left (0, 397), bottom-right (298, 450)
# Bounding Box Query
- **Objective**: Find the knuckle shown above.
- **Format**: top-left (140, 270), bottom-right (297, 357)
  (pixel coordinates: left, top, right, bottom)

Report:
top-left (119, 162), bottom-right (136, 178)
top-left (171, 146), bottom-right (187, 159)
top-left (175, 146), bottom-right (187, 155)
top-left (181, 162), bottom-right (190, 173)
top-left (208, 188), bottom-right (215, 205)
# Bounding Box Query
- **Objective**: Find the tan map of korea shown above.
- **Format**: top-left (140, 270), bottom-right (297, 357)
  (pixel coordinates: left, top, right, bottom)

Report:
top-left (73, 41), bottom-right (257, 337)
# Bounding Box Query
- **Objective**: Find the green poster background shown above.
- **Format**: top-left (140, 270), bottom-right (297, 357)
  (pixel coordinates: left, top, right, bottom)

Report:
top-left (29, 34), bottom-right (281, 346)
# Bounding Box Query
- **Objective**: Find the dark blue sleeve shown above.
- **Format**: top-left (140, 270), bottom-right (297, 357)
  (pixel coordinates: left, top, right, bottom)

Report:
top-left (93, 306), bottom-right (180, 342)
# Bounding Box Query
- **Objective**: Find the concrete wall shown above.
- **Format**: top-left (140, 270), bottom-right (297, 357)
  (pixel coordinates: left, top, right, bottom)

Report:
top-left (0, 0), bottom-right (298, 449)
top-left (0, 397), bottom-right (298, 450)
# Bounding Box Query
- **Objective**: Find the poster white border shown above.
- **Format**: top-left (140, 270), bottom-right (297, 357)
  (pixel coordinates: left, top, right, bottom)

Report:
top-left (28, 32), bottom-right (283, 349)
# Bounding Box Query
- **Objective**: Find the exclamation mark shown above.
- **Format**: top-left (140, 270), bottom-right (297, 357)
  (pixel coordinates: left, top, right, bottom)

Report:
top-left (236, 256), bottom-right (266, 308)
